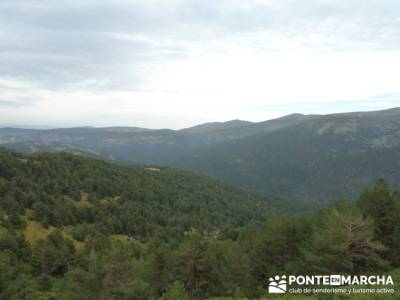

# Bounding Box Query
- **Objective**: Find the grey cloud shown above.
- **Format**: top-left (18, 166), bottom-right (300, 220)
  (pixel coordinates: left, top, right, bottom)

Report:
top-left (0, 0), bottom-right (399, 91)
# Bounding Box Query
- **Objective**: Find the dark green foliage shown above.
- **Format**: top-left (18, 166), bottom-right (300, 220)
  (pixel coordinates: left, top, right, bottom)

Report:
top-left (176, 232), bottom-right (211, 298)
top-left (146, 240), bottom-right (172, 297)
top-left (358, 179), bottom-right (400, 266)
top-left (0, 149), bottom-right (399, 299)
top-left (0, 148), bottom-right (271, 241)
top-left (163, 281), bottom-right (190, 300)
top-left (251, 217), bottom-right (310, 281)
top-left (32, 231), bottom-right (76, 277)
top-left (301, 201), bottom-right (388, 274)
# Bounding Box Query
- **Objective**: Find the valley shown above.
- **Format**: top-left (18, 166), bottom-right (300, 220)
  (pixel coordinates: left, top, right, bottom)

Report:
top-left (2, 107), bottom-right (400, 203)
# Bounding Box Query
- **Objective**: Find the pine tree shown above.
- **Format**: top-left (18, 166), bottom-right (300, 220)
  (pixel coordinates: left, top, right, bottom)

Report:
top-left (177, 232), bottom-right (210, 299)
top-left (358, 180), bottom-right (400, 264)
top-left (163, 281), bottom-right (190, 300)
top-left (302, 201), bottom-right (389, 274)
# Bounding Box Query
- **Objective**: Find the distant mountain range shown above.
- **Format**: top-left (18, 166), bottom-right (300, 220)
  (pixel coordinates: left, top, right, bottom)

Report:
top-left (2, 107), bottom-right (400, 203)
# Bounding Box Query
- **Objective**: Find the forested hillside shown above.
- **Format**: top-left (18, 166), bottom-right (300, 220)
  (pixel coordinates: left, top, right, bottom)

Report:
top-left (2, 108), bottom-right (400, 203)
top-left (0, 148), bottom-right (272, 241)
top-left (0, 149), bottom-right (399, 299)
top-left (174, 108), bottom-right (400, 203)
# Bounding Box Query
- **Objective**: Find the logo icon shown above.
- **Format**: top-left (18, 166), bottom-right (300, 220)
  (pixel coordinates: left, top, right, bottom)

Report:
top-left (330, 275), bottom-right (341, 286)
top-left (269, 275), bottom-right (287, 293)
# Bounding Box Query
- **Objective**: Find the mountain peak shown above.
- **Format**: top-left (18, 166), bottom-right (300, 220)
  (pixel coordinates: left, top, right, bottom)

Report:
top-left (180, 119), bottom-right (252, 133)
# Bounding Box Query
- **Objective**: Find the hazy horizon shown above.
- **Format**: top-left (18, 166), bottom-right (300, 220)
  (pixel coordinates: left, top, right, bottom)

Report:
top-left (1, 1), bottom-right (400, 129)
top-left (1, 105), bottom-right (399, 130)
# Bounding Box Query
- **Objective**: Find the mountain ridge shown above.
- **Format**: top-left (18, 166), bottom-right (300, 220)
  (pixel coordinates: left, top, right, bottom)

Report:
top-left (3, 106), bottom-right (400, 132)
top-left (2, 107), bottom-right (400, 203)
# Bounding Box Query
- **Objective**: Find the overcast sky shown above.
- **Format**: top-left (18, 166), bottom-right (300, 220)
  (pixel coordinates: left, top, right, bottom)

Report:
top-left (1, 0), bottom-right (400, 129)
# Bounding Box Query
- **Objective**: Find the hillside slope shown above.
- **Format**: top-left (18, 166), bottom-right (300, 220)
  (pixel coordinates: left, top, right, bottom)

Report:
top-left (1, 108), bottom-right (400, 203)
top-left (0, 148), bottom-right (274, 240)
top-left (0, 148), bottom-right (399, 299)
top-left (175, 108), bottom-right (400, 202)
top-left (0, 113), bottom-right (315, 164)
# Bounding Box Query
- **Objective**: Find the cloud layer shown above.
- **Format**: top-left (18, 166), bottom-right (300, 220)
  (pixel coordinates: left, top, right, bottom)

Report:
top-left (1, 0), bottom-right (400, 128)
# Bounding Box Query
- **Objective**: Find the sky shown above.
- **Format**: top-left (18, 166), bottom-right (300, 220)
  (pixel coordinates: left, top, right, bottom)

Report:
top-left (0, 0), bottom-right (400, 129)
